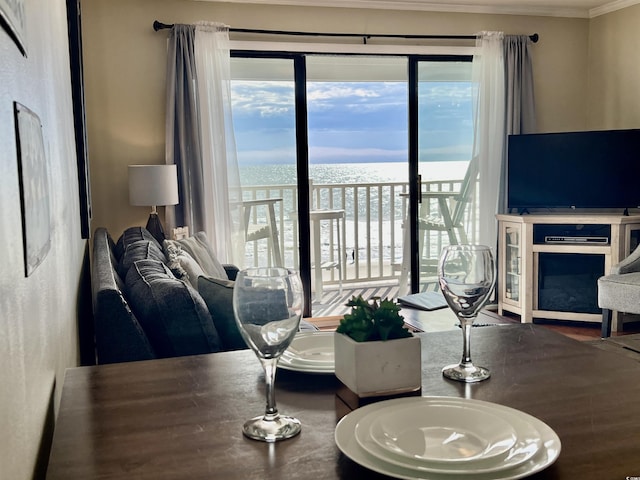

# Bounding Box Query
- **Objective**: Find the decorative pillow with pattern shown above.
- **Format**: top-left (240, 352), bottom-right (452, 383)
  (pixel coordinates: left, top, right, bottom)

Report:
top-left (163, 241), bottom-right (206, 290)
top-left (164, 231), bottom-right (227, 280)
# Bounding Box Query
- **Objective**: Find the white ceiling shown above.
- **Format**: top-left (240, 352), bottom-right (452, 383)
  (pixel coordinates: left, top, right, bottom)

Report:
top-left (201, 0), bottom-right (640, 18)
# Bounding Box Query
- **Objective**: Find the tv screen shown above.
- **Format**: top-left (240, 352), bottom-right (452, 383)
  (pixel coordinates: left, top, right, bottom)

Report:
top-left (507, 129), bottom-right (640, 211)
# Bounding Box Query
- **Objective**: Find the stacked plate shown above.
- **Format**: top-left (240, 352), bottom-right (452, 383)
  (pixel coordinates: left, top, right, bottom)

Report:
top-left (335, 396), bottom-right (561, 480)
top-left (278, 331), bottom-right (335, 374)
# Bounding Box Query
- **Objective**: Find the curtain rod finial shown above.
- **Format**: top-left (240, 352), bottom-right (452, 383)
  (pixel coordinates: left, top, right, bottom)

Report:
top-left (530, 33), bottom-right (539, 43)
top-left (153, 20), bottom-right (173, 32)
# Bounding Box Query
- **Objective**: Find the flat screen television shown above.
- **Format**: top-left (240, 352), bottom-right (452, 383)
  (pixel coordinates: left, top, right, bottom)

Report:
top-left (507, 128), bottom-right (640, 212)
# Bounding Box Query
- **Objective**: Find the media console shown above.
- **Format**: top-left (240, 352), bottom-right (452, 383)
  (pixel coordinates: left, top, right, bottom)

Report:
top-left (496, 213), bottom-right (640, 332)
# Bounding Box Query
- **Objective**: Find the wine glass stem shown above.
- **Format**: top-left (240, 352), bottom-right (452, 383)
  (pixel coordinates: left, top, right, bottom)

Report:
top-left (460, 317), bottom-right (475, 368)
top-left (262, 358), bottom-right (279, 419)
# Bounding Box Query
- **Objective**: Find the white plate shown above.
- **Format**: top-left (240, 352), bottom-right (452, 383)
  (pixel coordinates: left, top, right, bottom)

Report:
top-left (278, 355), bottom-right (335, 374)
top-left (282, 332), bottom-right (335, 366)
top-left (368, 401), bottom-right (517, 464)
top-left (278, 332), bottom-right (335, 374)
top-left (355, 399), bottom-right (541, 475)
top-left (336, 397), bottom-right (561, 480)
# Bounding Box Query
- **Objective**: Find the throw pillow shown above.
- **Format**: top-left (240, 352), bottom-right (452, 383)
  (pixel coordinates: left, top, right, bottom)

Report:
top-left (117, 240), bottom-right (167, 279)
top-left (115, 226), bottom-right (162, 259)
top-left (164, 231), bottom-right (228, 280)
top-left (197, 276), bottom-right (247, 351)
top-left (163, 243), bottom-right (188, 280)
top-left (163, 241), bottom-right (206, 290)
top-left (125, 259), bottom-right (222, 357)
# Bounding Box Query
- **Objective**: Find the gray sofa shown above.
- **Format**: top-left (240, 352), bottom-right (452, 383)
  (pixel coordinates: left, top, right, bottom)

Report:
top-left (91, 226), bottom-right (314, 364)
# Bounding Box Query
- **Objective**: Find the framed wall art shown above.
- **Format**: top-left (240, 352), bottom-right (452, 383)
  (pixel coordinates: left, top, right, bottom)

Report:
top-left (0, 0), bottom-right (26, 56)
top-left (14, 102), bottom-right (51, 277)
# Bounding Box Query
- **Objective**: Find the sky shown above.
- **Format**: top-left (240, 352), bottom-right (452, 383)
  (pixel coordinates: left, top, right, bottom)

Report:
top-left (230, 80), bottom-right (474, 166)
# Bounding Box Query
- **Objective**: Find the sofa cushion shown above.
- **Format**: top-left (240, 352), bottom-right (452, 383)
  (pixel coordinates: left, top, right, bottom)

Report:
top-left (115, 226), bottom-right (162, 259)
top-left (92, 227), bottom-right (156, 364)
top-left (163, 241), bottom-right (206, 290)
top-left (198, 275), bottom-right (318, 351)
top-left (197, 276), bottom-right (247, 351)
top-left (164, 232), bottom-right (227, 280)
top-left (117, 240), bottom-right (167, 279)
top-left (125, 259), bottom-right (222, 357)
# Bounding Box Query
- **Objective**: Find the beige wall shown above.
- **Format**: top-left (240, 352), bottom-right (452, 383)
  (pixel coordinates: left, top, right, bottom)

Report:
top-left (0, 0), bottom-right (87, 478)
top-left (0, 1), bottom-right (633, 478)
top-left (81, 0), bottom-right (590, 237)
top-left (587, 4), bottom-right (640, 129)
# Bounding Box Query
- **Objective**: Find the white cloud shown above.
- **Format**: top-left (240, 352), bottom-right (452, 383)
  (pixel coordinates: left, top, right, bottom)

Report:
top-left (421, 84), bottom-right (472, 101)
top-left (307, 84), bottom-right (381, 101)
top-left (231, 81), bottom-right (294, 117)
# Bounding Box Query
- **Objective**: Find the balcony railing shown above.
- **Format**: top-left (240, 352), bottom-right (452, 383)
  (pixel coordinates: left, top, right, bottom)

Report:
top-left (242, 179), bottom-right (478, 287)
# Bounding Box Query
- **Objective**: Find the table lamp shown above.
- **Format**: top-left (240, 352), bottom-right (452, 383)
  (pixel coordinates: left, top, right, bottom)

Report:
top-left (128, 164), bottom-right (179, 244)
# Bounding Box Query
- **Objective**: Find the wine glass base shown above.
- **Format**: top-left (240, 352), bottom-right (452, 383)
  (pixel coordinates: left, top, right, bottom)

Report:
top-left (442, 363), bottom-right (491, 383)
top-left (242, 414), bottom-right (301, 442)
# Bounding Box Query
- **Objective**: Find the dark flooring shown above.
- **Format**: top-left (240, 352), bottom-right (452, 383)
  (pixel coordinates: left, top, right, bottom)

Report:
top-left (499, 311), bottom-right (640, 341)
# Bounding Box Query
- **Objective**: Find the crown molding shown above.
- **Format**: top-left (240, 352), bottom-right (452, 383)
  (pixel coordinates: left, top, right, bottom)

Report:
top-left (590, 0), bottom-right (640, 17)
top-left (197, 0), bottom-right (593, 18)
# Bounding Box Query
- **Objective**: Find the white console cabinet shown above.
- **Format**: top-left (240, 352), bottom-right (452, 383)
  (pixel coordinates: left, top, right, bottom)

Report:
top-left (496, 214), bottom-right (640, 332)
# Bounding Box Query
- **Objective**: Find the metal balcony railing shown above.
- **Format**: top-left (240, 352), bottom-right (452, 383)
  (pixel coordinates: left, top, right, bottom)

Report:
top-left (242, 179), bottom-right (478, 287)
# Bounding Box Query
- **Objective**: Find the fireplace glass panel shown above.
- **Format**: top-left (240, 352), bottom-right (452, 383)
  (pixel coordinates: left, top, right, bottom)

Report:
top-left (537, 253), bottom-right (604, 314)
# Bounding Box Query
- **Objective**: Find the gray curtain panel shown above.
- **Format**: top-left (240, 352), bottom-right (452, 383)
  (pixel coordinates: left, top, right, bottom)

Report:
top-left (504, 35), bottom-right (536, 135)
top-left (499, 35), bottom-right (537, 213)
top-left (165, 24), bottom-right (206, 232)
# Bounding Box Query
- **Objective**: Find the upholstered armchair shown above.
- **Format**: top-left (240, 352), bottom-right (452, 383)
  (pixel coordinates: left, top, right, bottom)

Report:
top-left (597, 244), bottom-right (640, 337)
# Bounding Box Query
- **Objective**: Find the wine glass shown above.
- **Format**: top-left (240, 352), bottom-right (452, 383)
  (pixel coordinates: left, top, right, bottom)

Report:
top-left (438, 244), bottom-right (496, 383)
top-left (233, 267), bottom-right (304, 442)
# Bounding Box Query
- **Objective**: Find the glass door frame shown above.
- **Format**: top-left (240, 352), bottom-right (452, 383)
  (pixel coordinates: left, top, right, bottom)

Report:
top-left (231, 51), bottom-right (314, 316)
top-left (407, 55), bottom-right (473, 294)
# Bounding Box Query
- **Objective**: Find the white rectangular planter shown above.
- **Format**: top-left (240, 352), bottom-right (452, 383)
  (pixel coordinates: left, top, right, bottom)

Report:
top-left (334, 333), bottom-right (422, 398)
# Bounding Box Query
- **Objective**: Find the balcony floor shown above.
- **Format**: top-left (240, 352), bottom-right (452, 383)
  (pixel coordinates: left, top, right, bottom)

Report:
top-left (309, 283), bottom-right (498, 334)
top-left (311, 283), bottom-right (400, 318)
top-left (310, 261), bottom-right (440, 317)
top-left (311, 280), bottom-right (440, 317)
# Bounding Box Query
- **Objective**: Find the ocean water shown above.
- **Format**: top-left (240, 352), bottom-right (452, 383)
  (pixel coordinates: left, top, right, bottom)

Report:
top-left (239, 161), bottom-right (469, 265)
top-left (239, 161), bottom-right (468, 186)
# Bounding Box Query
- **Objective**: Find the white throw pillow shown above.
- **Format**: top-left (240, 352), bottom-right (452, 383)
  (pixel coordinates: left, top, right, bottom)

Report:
top-left (163, 242), bottom-right (206, 289)
top-left (163, 231), bottom-right (227, 282)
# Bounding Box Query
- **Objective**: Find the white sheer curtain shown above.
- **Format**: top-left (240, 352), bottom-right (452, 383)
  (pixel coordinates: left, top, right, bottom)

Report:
top-left (471, 31), bottom-right (505, 254)
top-left (193, 22), bottom-right (243, 265)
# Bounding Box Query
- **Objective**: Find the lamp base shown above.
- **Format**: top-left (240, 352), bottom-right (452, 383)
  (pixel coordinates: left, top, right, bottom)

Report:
top-left (145, 213), bottom-right (166, 245)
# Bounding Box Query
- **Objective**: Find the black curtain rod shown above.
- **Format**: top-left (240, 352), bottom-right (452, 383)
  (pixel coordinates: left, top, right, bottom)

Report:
top-left (152, 20), bottom-right (538, 43)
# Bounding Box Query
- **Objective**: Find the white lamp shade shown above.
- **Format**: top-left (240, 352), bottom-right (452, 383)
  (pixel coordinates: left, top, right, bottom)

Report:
top-left (128, 164), bottom-right (179, 207)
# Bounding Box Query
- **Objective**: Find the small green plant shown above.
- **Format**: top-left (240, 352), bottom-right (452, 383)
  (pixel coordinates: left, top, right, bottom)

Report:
top-left (336, 295), bottom-right (412, 342)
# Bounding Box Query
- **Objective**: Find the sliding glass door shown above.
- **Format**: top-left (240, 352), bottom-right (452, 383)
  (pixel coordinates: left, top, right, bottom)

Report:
top-left (230, 56), bottom-right (299, 272)
top-left (229, 52), bottom-right (473, 316)
top-left (305, 55), bottom-right (408, 315)
top-left (414, 59), bottom-right (475, 292)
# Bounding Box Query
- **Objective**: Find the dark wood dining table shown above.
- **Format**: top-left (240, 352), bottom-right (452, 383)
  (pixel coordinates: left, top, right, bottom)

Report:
top-left (46, 324), bottom-right (640, 479)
